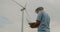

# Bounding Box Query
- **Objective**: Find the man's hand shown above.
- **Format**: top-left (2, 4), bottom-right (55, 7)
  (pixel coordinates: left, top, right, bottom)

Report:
top-left (29, 23), bottom-right (35, 26)
top-left (28, 20), bottom-right (40, 28)
top-left (28, 23), bottom-right (35, 28)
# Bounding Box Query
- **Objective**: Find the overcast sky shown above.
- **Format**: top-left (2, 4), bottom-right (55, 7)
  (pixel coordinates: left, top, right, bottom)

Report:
top-left (0, 0), bottom-right (60, 32)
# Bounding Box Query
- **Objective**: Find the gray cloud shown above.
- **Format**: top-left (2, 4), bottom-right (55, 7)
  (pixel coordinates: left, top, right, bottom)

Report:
top-left (0, 0), bottom-right (60, 32)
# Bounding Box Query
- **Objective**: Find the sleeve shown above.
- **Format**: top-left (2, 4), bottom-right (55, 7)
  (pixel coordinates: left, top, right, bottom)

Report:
top-left (36, 12), bottom-right (42, 21)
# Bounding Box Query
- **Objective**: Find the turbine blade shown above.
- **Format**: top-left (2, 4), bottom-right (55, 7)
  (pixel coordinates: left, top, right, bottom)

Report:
top-left (12, 0), bottom-right (25, 8)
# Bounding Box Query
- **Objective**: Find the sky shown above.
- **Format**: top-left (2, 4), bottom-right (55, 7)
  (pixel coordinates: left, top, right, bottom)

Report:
top-left (0, 0), bottom-right (60, 32)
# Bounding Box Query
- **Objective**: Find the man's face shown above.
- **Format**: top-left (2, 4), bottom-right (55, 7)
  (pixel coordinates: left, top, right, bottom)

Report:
top-left (35, 11), bottom-right (39, 14)
top-left (35, 7), bottom-right (43, 14)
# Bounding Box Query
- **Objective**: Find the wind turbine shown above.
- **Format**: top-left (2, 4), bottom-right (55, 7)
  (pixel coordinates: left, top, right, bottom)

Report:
top-left (12, 0), bottom-right (30, 32)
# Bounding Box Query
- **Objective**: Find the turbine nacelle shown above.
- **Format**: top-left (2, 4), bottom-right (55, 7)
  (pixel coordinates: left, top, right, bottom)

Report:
top-left (21, 8), bottom-right (26, 11)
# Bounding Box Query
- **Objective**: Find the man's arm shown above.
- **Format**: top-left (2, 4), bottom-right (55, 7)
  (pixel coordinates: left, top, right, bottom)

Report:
top-left (30, 20), bottom-right (41, 28)
top-left (29, 11), bottom-right (42, 28)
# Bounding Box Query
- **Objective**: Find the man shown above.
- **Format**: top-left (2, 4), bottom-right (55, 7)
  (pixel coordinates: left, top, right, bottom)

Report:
top-left (29, 7), bottom-right (50, 32)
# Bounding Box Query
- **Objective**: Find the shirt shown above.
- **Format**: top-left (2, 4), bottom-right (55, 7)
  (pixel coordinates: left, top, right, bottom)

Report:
top-left (37, 11), bottom-right (50, 32)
